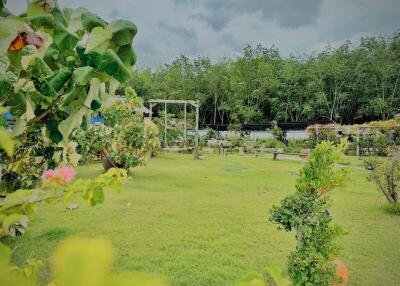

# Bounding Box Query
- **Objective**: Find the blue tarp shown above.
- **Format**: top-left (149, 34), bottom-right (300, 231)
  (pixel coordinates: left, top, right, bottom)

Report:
top-left (90, 115), bottom-right (104, 125)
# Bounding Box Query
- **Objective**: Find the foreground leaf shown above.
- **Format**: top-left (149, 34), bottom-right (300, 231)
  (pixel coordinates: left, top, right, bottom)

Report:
top-left (0, 129), bottom-right (14, 156)
top-left (58, 107), bottom-right (88, 139)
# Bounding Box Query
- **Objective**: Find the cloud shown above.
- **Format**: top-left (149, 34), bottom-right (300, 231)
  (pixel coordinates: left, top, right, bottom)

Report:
top-left (159, 23), bottom-right (196, 41)
top-left (183, 0), bottom-right (324, 31)
top-left (4, 0), bottom-right (400, 68)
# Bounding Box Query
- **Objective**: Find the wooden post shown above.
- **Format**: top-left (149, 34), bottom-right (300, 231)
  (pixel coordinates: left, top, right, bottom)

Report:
top-left (149, 103), bottom-right (153, 119)
top-left (184, 102), bottom-right (187, 149)
top-left (316, 127), bottom-right (319, 143)
top-left (164, 102), bottom-right (167, 148)
top-left (194, 101), bottom-right (200, 160)
top-left (356, 127), bottom-right (360, 157)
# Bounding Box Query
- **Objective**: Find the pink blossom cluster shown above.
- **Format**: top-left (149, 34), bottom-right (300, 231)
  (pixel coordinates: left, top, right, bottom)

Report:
top-left (41, 166), bottom-right (76, 185)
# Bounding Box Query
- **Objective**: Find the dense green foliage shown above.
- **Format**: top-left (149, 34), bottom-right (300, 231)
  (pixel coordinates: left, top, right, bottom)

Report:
top-left (0, 0), bottom-right (137, 191)
top-left (270, 141), bottom-right (348, 285)
top-left (131, 33), bottom-right (400, 126)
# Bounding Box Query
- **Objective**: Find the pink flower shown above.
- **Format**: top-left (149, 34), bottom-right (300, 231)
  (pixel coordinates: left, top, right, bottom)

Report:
top-left (41, 169), bottom-right (56, 180)
top-left (41, 166), bottom-right (76, 185)
top-left (57, 166), bottom-right (76, 183)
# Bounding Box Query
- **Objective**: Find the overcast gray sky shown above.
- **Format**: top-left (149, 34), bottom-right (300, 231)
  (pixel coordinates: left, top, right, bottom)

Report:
top-left (7, 0), bottom-right (400, 68)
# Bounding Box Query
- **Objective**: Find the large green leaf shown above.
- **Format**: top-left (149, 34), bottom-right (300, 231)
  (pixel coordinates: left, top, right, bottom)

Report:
top-left (66, 7), bottom-right (87, 33)
top-left (84, 78), bottom-right (101, 108)
top-left (110, 20), bottom-right (137, 47)
top-left (62, 85), bottom-right (84, 105)
top-left (27, 14), bottom-right (55, 29)
top-left (6, 91), bottom-right (25, 116)
top-left (108, 78), bottom-right (119, 97)
top-left (25, 56), bottom-right (54, 80)
top-left (35, 79), bottom-right (58, 97)
top-left (81, 11), bottom-right (108, 32)
top-left (54, 22), bottom-right (79, 50)
top-left (48, 67), bottom-right (72, 91)
top-left (46, 117), bottom-right (63, 143)
top-left (100, 49), bottom-right (131, 83)
top-left (91, 187), bottom-right (105, 206)
top-left (0, 128), bottom-right (14, 156)
top-left (117, 45), bottom-right (136, 66)
top-left (11, 117), bottom-right (26, 137)
top-left (0, 56), bottom-right (10, 73)
top-left (73, 66), bottom-right (94, 86)
top-left (85, 27), bottom-right (112, 54)
top-left (0, 71), bottom-right (17, 100)
top-left (43, 43), bottom-right (60, 62)
top-left (2, 213), bottom-right (27, 229)
top-left (25, 97), bottom-right (35, 121)
top-left (51, 5), bottom-right (68, 26)
top-left (58, 107), bottom-right (88, 139)
top-left (27, 0), bottom-right (51, 16)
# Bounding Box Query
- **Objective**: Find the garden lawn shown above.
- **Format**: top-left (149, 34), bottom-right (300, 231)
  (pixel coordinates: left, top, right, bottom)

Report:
top-left (11, 153), bottom-right (400, 286)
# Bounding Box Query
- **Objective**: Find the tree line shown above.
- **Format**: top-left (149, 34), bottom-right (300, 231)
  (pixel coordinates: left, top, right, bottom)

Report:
top-left (130, 32), bottom-right (400, 127)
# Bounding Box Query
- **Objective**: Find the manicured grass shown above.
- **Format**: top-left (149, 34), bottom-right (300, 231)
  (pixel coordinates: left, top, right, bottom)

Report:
top-left (10, 153), bottom-right (400, 286)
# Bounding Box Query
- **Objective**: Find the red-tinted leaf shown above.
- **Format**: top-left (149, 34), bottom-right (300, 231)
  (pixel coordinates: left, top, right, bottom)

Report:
top-left (25, 33), bottom-right (44, 49)
top-left (8, 34), bottom-right (25, 51)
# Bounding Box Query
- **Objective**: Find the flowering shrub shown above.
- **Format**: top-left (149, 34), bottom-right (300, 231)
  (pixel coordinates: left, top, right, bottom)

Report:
top-left (41, 165), bottom-right (76, 184)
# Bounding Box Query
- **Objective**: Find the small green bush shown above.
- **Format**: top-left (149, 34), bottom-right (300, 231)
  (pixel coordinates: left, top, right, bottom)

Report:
top-left (270, 141), bottom-right (348, 286)
top-left (255, 138), bottom-right (285, 149)
top-left (283, 139), bottom-right (307, 153)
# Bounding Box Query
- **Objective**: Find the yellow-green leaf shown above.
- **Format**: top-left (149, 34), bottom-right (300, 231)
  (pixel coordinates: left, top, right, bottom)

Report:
top-left (0, 129), bottom-right (14, 156)
top-left (85, 27), bottom-right (112, 54)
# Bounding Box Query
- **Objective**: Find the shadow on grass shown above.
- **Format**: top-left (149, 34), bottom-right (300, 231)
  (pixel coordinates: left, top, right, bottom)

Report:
top-left (36, 227), bottom-right (69, 241)
top-left (382, 204), bottom-right (400, 216)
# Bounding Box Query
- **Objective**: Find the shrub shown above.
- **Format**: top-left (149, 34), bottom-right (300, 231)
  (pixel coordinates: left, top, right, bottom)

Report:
top-left (203, 128), bottom-right (218, 140)
top-left (371, 129), bottom-right (394, 156)
top-left (225, 133), bottom-right (247, 148)
top-left (100, 86), bottom-right (159, 169)
top-left (143, 118), bottom-right (161, 158)
top-left (366, 152), bottom-right (400, 206)
top-left (108, 122), bottom-right (145, 170)
top-left (74, 124), bottom-right (113, 163)
top-left (256, 138), bottom-right (285, 149)
top-left (270, 141), bottom-right (348, 286)
top-left (153, 111), bottom-right (184, 147)
top-left (283, 139), bottom-right (308, 153)
top-left (269, 120), bottom-right (286, 141)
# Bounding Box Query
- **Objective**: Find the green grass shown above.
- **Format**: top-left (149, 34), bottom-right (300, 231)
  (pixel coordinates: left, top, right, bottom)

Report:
top-left (10, 153), bottom-right (400, 286)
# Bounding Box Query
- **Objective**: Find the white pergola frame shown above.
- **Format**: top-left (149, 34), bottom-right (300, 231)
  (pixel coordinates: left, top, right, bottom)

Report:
top-left (149, 99), bottom-right (200, 160)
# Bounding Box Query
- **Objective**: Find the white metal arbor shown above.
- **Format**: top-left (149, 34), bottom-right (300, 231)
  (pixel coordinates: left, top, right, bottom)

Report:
top-left (149, 99), bottom-right (200, 160)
